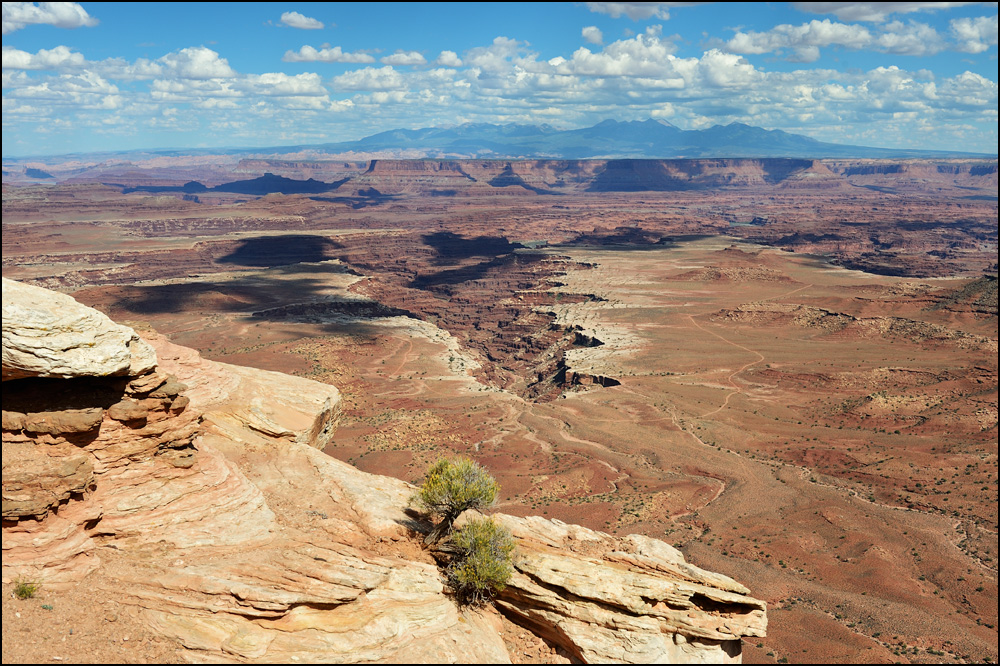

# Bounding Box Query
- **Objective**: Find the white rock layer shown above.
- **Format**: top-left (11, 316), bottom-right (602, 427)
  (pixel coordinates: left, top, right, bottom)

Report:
top-left (2, 277), bottom-right (156, 381)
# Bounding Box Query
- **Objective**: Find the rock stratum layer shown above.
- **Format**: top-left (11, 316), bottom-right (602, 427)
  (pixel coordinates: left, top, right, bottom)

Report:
top-left (2, 279), bottom-right (765, 663)
top-left (54, 157), bottom-right (995, 197)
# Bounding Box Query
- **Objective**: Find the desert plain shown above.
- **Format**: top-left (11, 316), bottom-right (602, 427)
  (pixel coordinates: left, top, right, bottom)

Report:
top-left (2, 156), bottom-right (998, 664)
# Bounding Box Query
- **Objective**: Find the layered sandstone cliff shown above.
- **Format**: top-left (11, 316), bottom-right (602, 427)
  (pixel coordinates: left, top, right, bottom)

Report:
top-left (2, 278), bottom-right (765, 663)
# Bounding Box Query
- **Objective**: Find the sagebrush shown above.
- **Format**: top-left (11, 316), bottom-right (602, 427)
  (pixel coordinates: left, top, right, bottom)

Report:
top-left (447, 516), bottom-right (516, 606)
top-left (412, 457), bottom-right (499, 544)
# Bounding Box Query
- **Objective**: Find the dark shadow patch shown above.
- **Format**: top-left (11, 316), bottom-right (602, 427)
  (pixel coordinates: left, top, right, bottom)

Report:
top-left (689, 592), bottom-right (763, 616)
top-left (561, 226), bottom-right (667, 247)
top-left (925, 274), bottom-right (998, 316)
top-left (588, 158), bottom-right (814, 192)
top-left (251, 300), bottom-right (419, 321)
top-left (858, 184), bottom-right (898, 194)
top-left (487, 163), bottom-right (558, 195)
top-left (2, 377), bottom-right (124, 444)
top-left (311, 187), bottom-right (400, 209)
top-left (420, 231), bottom-right (525, 266)
top-left (107, 281), bottom-right (273, 315)
top-left (842, 164), bottom-right (906, 176)
top-left (105, 267), bottom-right (350, 317)
top-left (410, 252), bottom-right (545, 291)
top-left (2, 376), bottom-right (128, 414)
top-left (213, 173), bottom-right (347, 195)
top-left (216, 234), bottom-right (344, 268)
top-left (104, 258), bottom-right (356, 317)
top-left (772, 232), bottom-right (845, 247)
top-left (101, 266), bottom-right (394, 342)
top-left (587, 160), bottom-right (690, 192)
top-left (121, 174), bottom-right (346, 196)
top-left (119, 181), bottom-right (208, 194)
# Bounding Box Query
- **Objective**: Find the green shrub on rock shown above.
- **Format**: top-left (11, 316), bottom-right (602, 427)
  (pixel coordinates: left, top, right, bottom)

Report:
top-left (412, 457), bottom-right (499, 544)
top-left (447, 516), bottom-right (516, 606)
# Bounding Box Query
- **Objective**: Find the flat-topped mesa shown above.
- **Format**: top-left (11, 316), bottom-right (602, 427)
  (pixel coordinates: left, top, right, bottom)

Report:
top-left (2, 279), bottom-right (765, 663)
top-left (234, 158), bottom-right (366, 180)
top-left (348, 158), bottom-right (845, 195)
top-left (174, 157), bottom-right (995, 199)
top-left (347, 159), bottom-right (494, 197)
top-left (587, 158), bottom-right (834, 191)
top-left (364, 158), bottom-right (477, 176)
top-left (831, 160), bottom-right (999, 179)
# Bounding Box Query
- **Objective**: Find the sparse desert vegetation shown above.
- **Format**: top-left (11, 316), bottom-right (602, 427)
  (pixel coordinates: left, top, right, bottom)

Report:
top-left (412, 456), bottom-right (501, 543)
top-left (446, 516), bottom-right (517, 606)
top-left (11, 577), bottom-right (40, 601)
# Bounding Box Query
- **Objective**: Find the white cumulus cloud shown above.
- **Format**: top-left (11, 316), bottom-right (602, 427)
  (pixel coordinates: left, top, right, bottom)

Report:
top-left (435, 50), bottom-right (463, 67)
top-left (725, 19), bottom-right (872, 61)
top-left (723, 17), bottom-right (954, 60)
top-left (155, 47), bottom-right (237, 80)
top-left (2, 45), bottom-right (85, 70)
top-left (240, 72), bottom-right (328, 97)
top-left (9, 69), bottom-right (121, 110)
top-left (936, 69), bottom-right (998, 106)
top-left (283, 45), bottom-right (375, 64)
top-left (280, 11), bottom-right (324, 30)
top-left (582, 26), bottom-right (604, 45)
top-left (380, 51), bottom-right (427, 66)
top-left (333, 65), bottom-right (406, 91)
top-left (465, 37), bottom-right (528, 74)
top-left (2, 2), bottom-right (97, 35)
top-left (950, 14), bottom-right (999, 53)
top-left (875, 20), bottom-right (948, 55)
top-left (558, 27), bottom-right (680, 77)
top-left (696, 49), bottom-right (761, 87)
top-left (149, 78), bottom-right (240, 102)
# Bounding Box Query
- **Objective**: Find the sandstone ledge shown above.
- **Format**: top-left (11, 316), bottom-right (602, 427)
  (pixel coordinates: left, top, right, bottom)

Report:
top-left (2, 277), bottom-right (156, 381)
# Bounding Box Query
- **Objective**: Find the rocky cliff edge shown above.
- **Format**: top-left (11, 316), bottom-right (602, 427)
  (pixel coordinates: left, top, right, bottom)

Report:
top-left (1, 277), bottom-right (765, 663)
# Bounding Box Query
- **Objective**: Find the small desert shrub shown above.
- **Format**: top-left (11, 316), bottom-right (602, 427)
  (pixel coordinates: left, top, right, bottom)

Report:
top-left (412, 457), bottom-right (499, 544)
top-left (12, 576), bottom-right (40, 600)
top-left (447, 516), bottom-right (516, 606)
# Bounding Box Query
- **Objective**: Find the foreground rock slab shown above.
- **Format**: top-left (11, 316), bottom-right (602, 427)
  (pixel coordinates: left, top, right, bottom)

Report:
top-left (494, 516), bottom-right (765, 663)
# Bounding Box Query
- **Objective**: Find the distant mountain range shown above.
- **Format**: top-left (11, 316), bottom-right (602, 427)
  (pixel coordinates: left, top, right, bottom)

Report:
top-left (4, 119), bottom-right (996, 164)
top-left (292, 119), bottom-right (993, 160)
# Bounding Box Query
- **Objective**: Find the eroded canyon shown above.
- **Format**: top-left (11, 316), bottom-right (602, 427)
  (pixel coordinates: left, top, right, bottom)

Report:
top-left (3, 156), bottom-right (998, 664)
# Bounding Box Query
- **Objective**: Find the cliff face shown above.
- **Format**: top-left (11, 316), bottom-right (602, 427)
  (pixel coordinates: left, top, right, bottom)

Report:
top-left (72, 157), bottom-right (996, 198)
top-left (826, 160), bottom-right (1000, 189)
top-left (234, 156), bottom-right (999, 195)
top-left (1, 278), bottom-right (765, 663)
top-left (585, 158), bottom-right (834, 191)
top-left (286, 157), bottom-right (841, 195)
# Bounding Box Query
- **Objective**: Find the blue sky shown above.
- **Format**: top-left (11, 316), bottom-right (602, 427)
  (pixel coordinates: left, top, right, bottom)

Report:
top-left (2, 2), bottom-right (997, 156)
